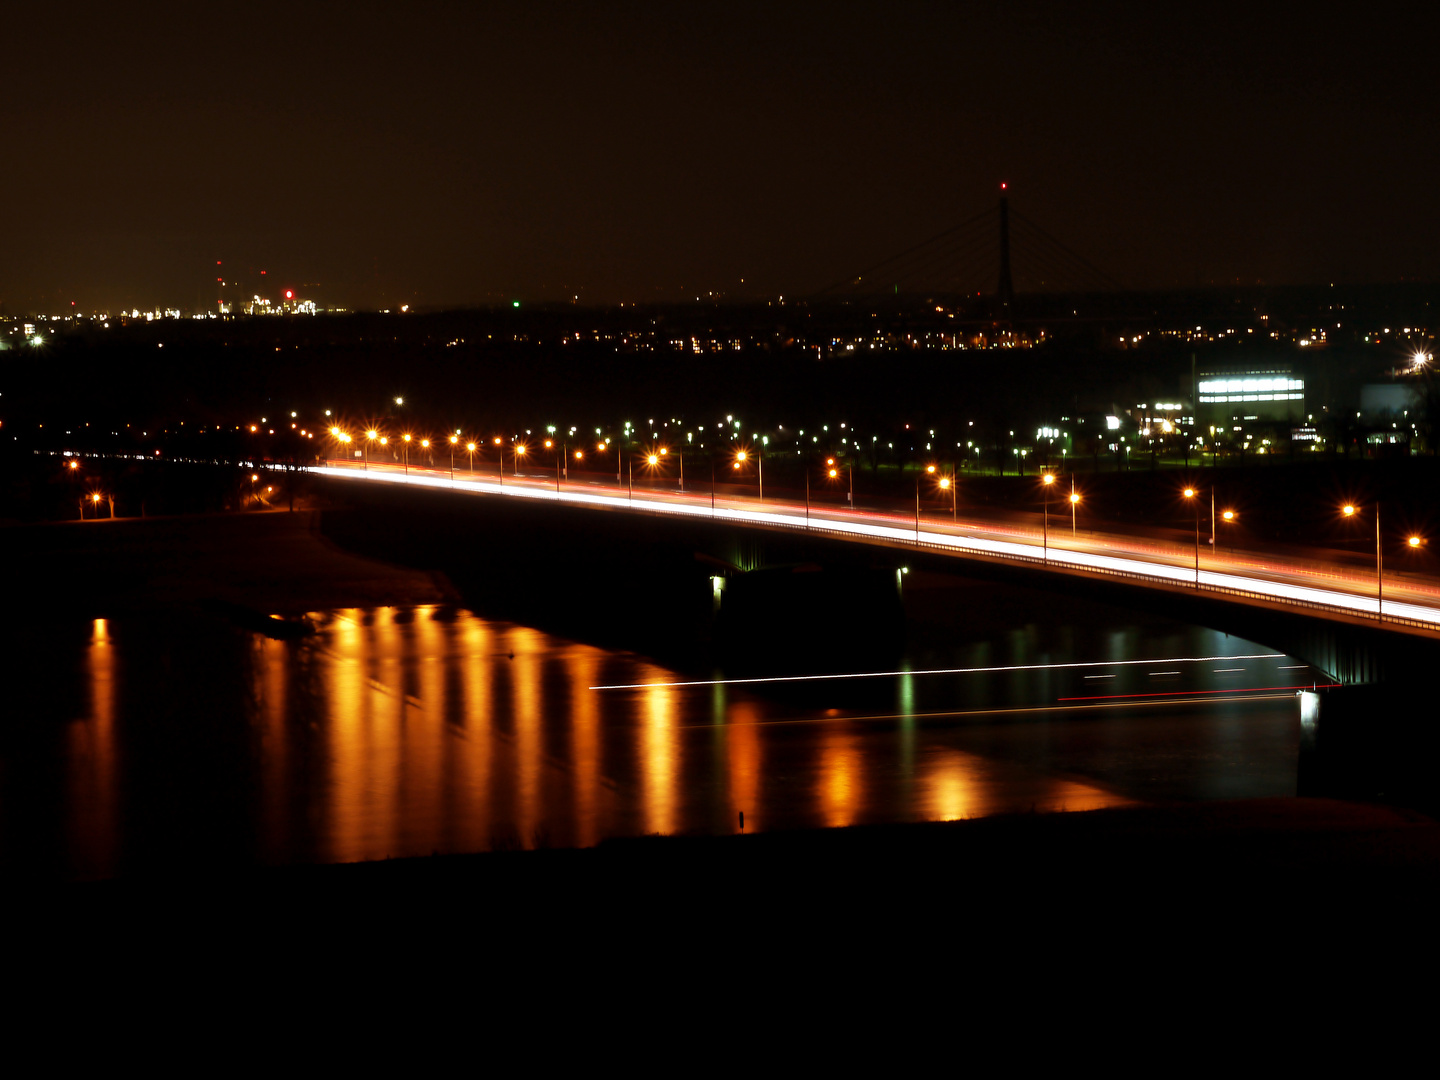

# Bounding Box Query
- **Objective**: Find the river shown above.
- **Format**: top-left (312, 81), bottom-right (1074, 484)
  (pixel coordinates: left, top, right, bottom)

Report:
top-left (1, 579), bottom-right (1313, 880)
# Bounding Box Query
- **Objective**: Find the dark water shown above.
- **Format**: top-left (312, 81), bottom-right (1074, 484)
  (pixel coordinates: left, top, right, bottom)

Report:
top-left (0, 593), bottom-right (1312, 880)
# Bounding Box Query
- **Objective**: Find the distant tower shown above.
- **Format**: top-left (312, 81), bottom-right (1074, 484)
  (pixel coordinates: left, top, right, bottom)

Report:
top-left (997, 185), bottom-right (1014, 311)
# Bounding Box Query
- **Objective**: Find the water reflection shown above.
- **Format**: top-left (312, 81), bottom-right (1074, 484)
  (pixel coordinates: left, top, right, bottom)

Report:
top-left (4, 605), bottom-right (1305, 880)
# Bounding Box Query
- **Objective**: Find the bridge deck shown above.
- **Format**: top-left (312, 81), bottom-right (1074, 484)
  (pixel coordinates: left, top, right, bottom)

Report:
top-left (312, 459), bottom-right (1440, 638)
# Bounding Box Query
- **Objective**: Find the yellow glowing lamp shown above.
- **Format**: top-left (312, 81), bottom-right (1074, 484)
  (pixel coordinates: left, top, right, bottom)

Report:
top-left (367, 430), bottom-right (378, 440)
top-left (1183, 487), bottom-right (1196, 499)
top-left (1409, 536), bottom-right (1422, 548)
top-left (1042, 474), bottom-right (1056, 485)
top-left (449, 434), bottom-right (458, 444)
top-left (647, 455), bottom-right (658, 465)
top-left (1343, 505), bottom-right (1356, 516)
top-left (516, 444), bottom-right (527, 455)
top-left (829, 468), bottom-right (838, 478)
top-left (1222, 510), bottom-right (1235, 521)
top-left (736, 451), bottom-right (747, 462)
top-left (1069, 493), bottom-right (1081, 504)
top-left (926, 464), bottom-right (936, 474)
top-left (575, 450), bottom-right (584, 460)
top-left (420, 439), bottom-right (430, 448)
top-left (467, 442), bottom-right (476, 452)
top-left (939, 477), bottom-right (951, 489)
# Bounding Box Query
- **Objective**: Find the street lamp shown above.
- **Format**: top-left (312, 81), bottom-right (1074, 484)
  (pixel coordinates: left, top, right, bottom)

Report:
top-left (1041, 473), bottom-right (1056, 560)
top-left (661, 446), bottom-right (682, 491)
top-left (733, 447), bottom-right (762, 499)
top-left (939, 474), bottom-right (955, 521)
top-left (466, 441), bottom-right (477, 475)
top-left (514, 441), bottom-right (527, 476)
top-left (365, 429), bottom-right (379, 470)
top-left (448, 434), bottom-right (458, 480)
top-left (402, 433), bottom-right (412, 475)
top-left (1068, 483), bottom-right (1080, 537)
top-left (1343, 503), bottom-right (1384, 618)
top-left (1220, 509), bottom-right (1237, 554)
top-left (1183, 487), bottom-right (1200, 586)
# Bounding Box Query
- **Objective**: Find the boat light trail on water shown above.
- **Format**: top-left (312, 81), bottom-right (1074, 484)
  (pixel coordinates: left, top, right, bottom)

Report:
top-left (672, 691), bottom-right (1309, 730)
top-left (1059, 682), bottom-right (1340, 702)
top-left (313, 463), bottom-right (1440, 627)
top-left (586, 653), bottom-right (1286, 691)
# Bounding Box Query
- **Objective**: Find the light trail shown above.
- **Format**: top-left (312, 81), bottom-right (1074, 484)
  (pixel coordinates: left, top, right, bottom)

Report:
top-left (1059, 682), bottom-right (1340, 702)
top-left (312, 461), bottom-right (1440, 629)
top-left (584, 653), bottom-right (1285, 691)
top-left (671, 691), bottom-right (1307, 731)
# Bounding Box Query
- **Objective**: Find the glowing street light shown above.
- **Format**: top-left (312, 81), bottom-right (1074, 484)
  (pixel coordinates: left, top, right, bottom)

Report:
top-left (1410, 535), bottom-right (1423, 548)
top-left (402, 432), bottom-right (412, 475)
top-left (1342, 503), bottom-right (1384, 618)
top-left (1219, 509), bottom-right (1237, 554)
top-left (1183, 486), bottom-right (1200, 586)
top-left (733, 447), bottom-right (762, 499)
top-left (1068, 482), bottom-right (1081, 538)
top-left (466, 441), bottom-right (477, 475)
top-left (448, 434), bottom-right (458, 480)
top-left (365, 429), bottom-right (379, 471)
top-left (1041, 473), bottom-right (1056, 559)
top-left (938, 473), bottom-right (956, 521)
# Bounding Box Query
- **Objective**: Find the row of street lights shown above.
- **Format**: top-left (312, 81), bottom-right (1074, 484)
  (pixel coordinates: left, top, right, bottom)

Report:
top-left (319, 428), bottom-right (1425, 618)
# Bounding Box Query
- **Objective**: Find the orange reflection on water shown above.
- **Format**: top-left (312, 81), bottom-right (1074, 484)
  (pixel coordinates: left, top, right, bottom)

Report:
top-left (819, 729), bottom-right (865, 828)
top-left (568, 647), bottom-right (602, 848)
top-left (639, 665), bottom-right (679, 837)
top-left (507, 625), bottom-right (547, 845)
top-left (67, 618), bottom-right (117, 879)
top-left (918, 745), bottom-right (1130, 821)
top-left (725, 699), bottom-right (762, 830)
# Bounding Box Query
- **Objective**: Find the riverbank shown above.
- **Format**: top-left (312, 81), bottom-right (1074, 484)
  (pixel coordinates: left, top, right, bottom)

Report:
top-left (1, 508), bottom-right (455, 619)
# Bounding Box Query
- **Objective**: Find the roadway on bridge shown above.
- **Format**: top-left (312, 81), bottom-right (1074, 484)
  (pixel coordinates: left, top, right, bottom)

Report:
top-left (313, 459), bottom-right (1440, 629)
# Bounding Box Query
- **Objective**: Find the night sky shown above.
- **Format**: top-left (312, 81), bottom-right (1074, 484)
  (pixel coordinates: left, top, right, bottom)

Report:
top-left (4, 1), bottom-right (1437, 312)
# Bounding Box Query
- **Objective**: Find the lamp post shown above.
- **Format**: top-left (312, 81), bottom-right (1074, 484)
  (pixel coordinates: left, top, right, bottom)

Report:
top-left (366, 429), bottom-right (378, 470)
top-left (514, 441), bottom-right (527, 477)
top-left (448, 434), bottom-right (458, 481)
top-left (402, 433), bottom-right (412, 475)
top-left (466, 441), bottom-right (477, 476)
top-left (1041, 473), bottom-right (1056, 560)
top-left (1220, 509), bottom-right (1237, 554)
top-left (1343, 503), bottom-right (1384, 618)
top-left (495, 437), bottom-right (504, 483)
top-left (1183, 487), bottom-right (1200, 587)
top-left (1069, 477), bottom-right (1080, 537)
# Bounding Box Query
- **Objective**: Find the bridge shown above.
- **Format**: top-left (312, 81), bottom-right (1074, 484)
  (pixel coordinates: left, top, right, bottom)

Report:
top-left (311, 457), bottom-right (1440, 680)
top-left (310, 456), bottom-right (1440, 809)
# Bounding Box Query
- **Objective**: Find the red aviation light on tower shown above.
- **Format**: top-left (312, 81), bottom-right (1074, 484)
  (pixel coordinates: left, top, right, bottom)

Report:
top-left (285, 290), bottom-right (294, 300)
top-left (1000, 182), bottom-right (1007, 191)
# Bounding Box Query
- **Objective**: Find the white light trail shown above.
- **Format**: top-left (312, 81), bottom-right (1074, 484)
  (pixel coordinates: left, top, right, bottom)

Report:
top-left (586, 653), bottom-right (1285, 691)
top-left (312, 463), bottom-right (1440, 629)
